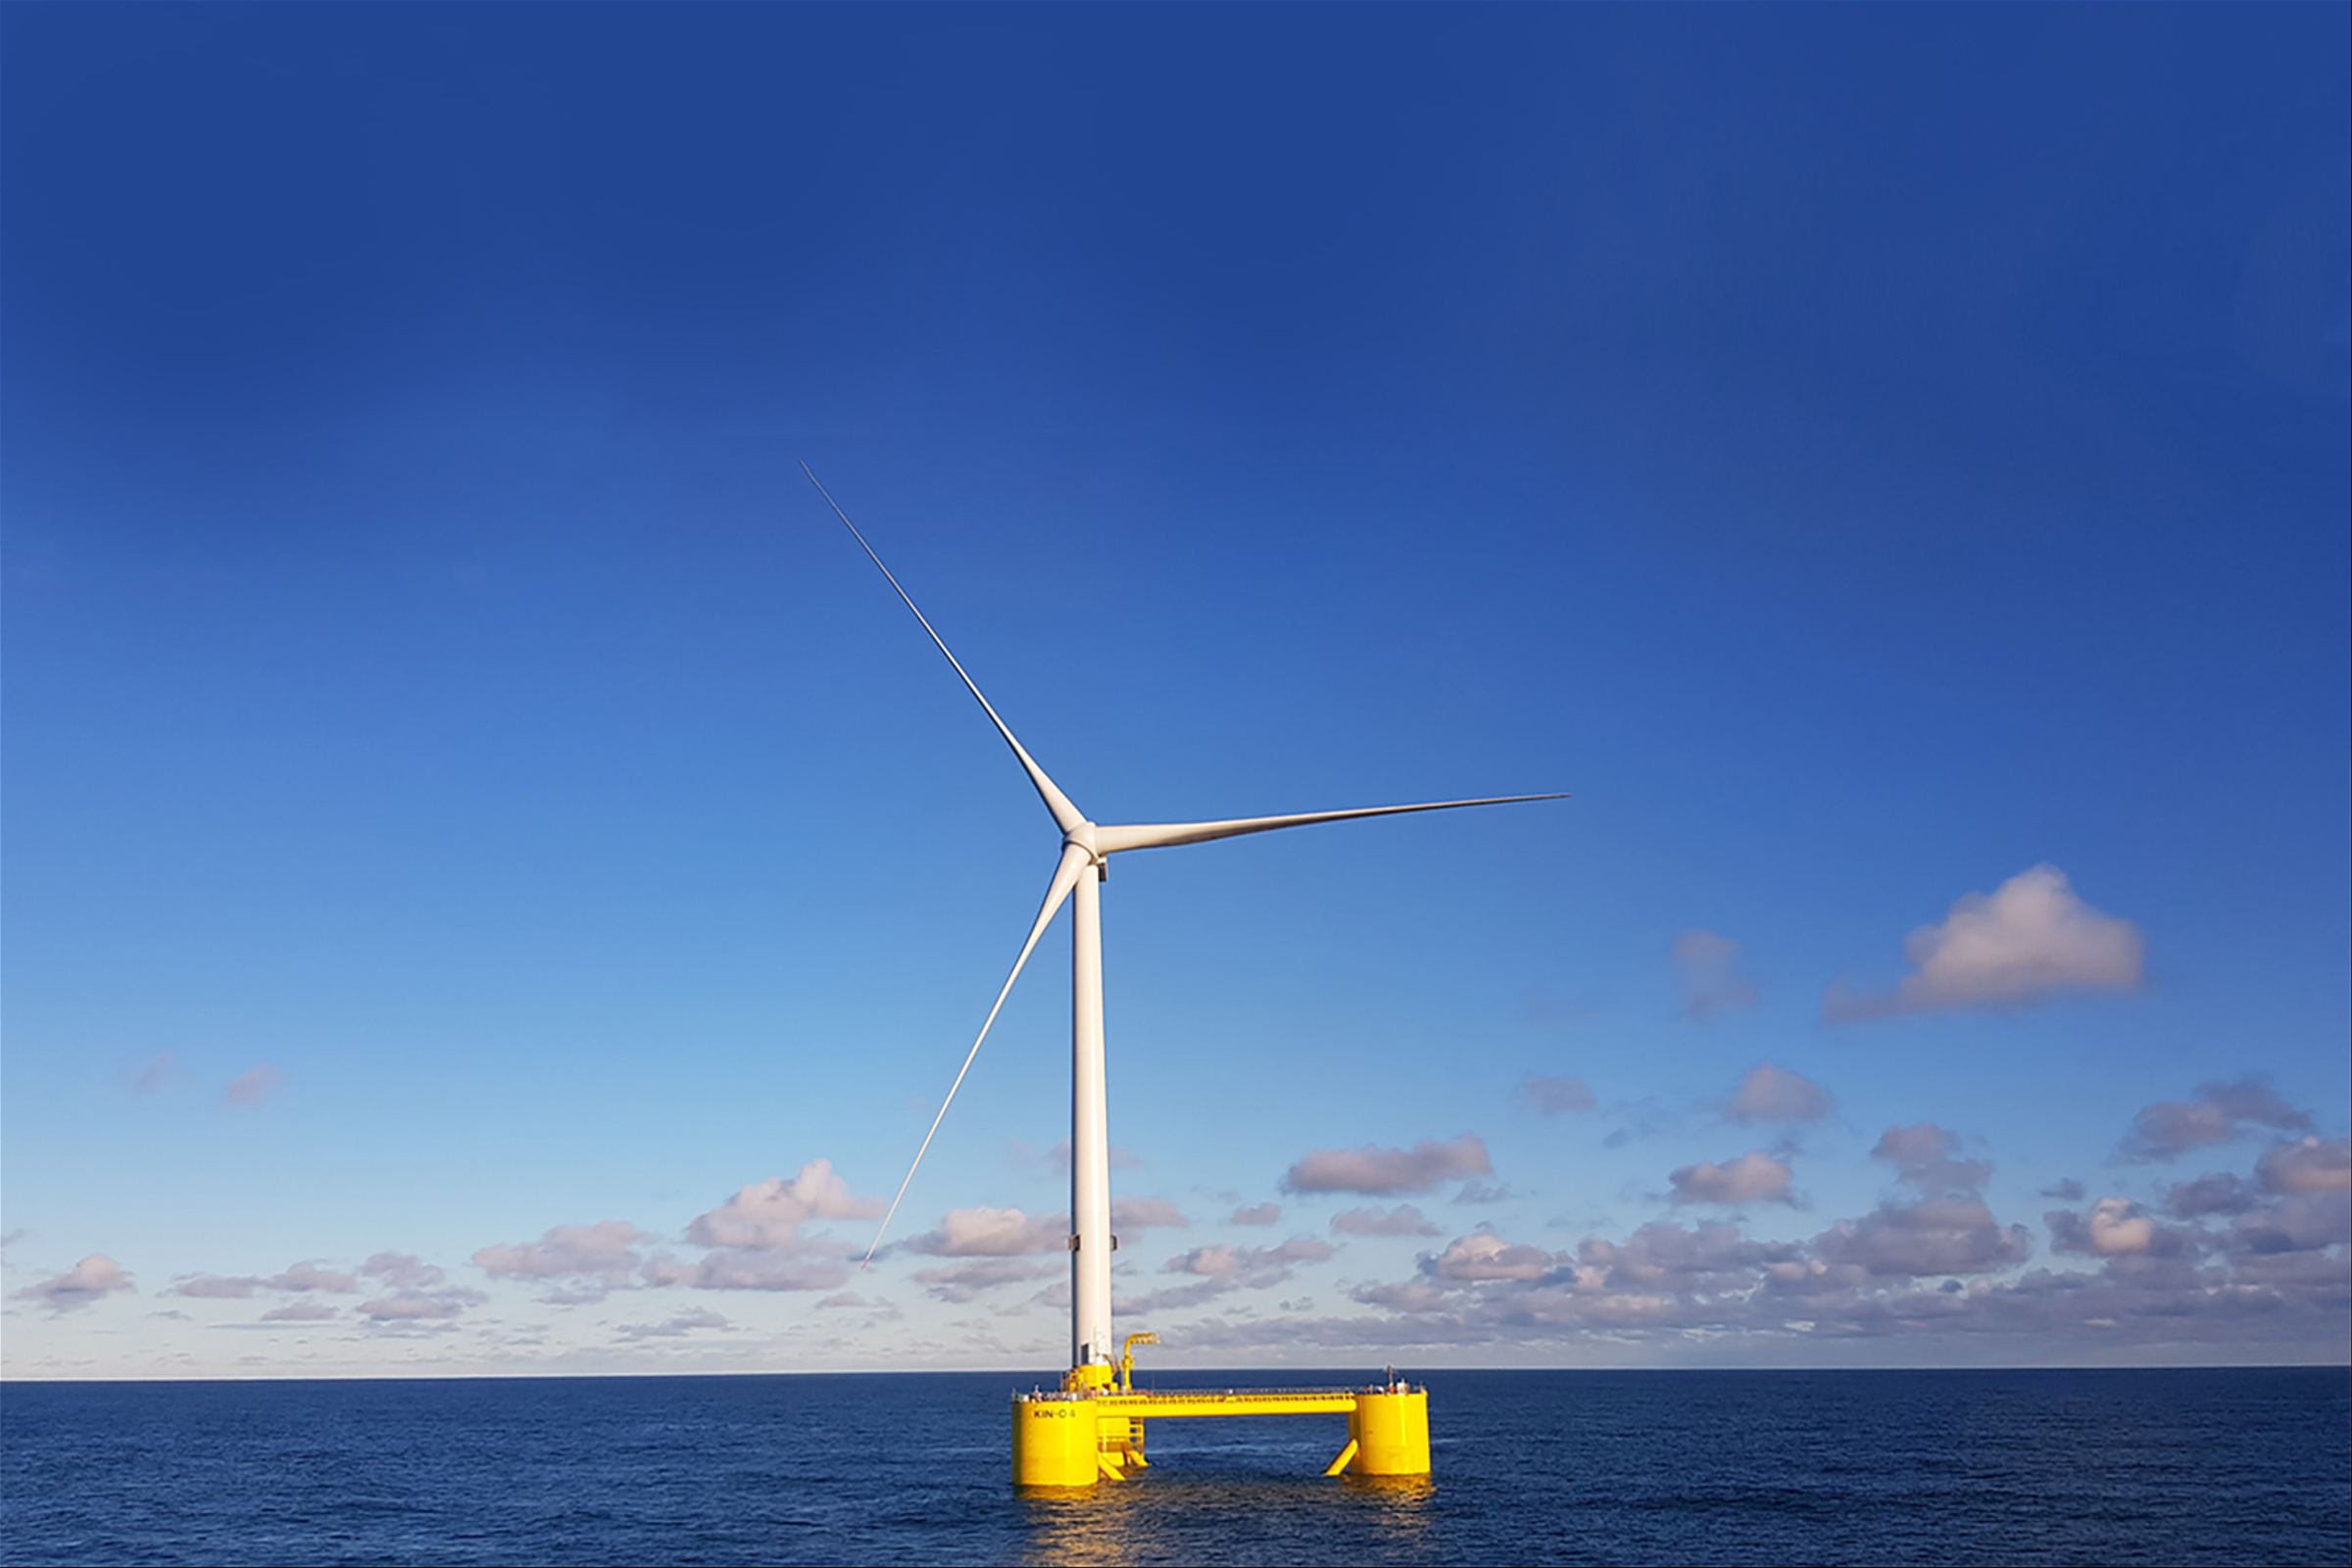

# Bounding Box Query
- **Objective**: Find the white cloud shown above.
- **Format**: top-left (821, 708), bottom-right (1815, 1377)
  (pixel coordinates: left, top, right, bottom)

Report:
top-left (259, 1300), bottom-right (341, 1323)
top-left (352, 1252), bottom-right (483, 1321)
top-left (639, 1251), bottom-right (850, 1293)
top-left (1811, 1197), bottom-right (2032, 1277)
top-left (1668, 1152), bottom-right (1796, 1207)
top-left (2079, 1199), bottom-right (2155, 1255)
top-left (2164, 1173), bottom-right (2255, 1218)
top-left (358, 1290), bottom-right (476, 1322)
top-left (1727, 1062), bottom-right (1833, 1123)
top-left (893, 1198), bottom-right (1182, 1268)
top-left (474, 1221), bottom-right (648, 1293)
top-left (1117, 1237), bottom-right (1339, 1317)
top-left (616, 1309), bottom-right (731, 1341)
top-left (1825, 865), bottom-right (2144, 1022)
top-left (910, 1257), bottom-right (1060, 1303)
top-left (904, 1206), bottom-right (1067, 1257)
top-left (1674, 930), bottom-right (1757, 1021)
top-left (1160, 1238), bottom-right (1333, 1288)
top-left (2123, 1078), bottom-right (2312, 1160)
top-left (2046, 1198), bottom-right (2207, 1261)
top-left (271, 1260), bottom-right (358, 1294)
top-left (2232, 1191), bottom-right (2352, 1255)
top-left (815, 1291), bottom-right (876, 1310)
top-left (1424, 1233), bottom-right (1552, 1282)
top-left (172, 1261), bottom-right (360, 1300)
top-left (360, 1252), bottom-right (445, 1290)
top-left (2259, 1137), bottom-right (2350, 1195)
top-left (686, 1161), bottom-right (880, 1250)
top-left (1228, 1202), bottom-right (1281, 1227)
top-left (1115, 1280), bottom-right (1232, 1316)
top-left (1581, 1220), bottom-right (1799, 1291)
top-left (1281, 1135), bottom-right (1492, 1196)
top-left (12, 1254), bottom-right (133, 1312)
top-left (1109, 1198), bottom-right (1190, 1232)
top-left (1870, 1123), bottom-right (1990, 1193)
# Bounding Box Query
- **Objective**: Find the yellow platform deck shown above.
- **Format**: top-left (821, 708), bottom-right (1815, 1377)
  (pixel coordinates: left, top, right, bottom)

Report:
top-left (1087, 1385), bottom-right (1364, 1418)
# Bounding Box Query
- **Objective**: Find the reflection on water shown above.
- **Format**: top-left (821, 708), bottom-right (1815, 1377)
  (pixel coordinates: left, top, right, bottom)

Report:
top-left (1343, 1473), bottom-right (1438, 1507)
top-left (1023, 1469), bottom-right (1436, 1566)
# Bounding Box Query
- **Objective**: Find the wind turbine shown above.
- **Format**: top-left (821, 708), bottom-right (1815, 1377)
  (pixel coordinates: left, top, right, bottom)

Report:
top-left (809, 466), bottom-right (1564, 1379)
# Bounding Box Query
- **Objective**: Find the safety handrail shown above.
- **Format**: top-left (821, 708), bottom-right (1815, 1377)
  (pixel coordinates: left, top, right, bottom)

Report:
top-left (1014, 1383), bottom-right (1419, 1402)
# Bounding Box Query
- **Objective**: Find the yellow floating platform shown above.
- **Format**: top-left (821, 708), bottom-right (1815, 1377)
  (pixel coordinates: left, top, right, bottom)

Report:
top-left (1011, 1377), bottom-right (1431, 1488)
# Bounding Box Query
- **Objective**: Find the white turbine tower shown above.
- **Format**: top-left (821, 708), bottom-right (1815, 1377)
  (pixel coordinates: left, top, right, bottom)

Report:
top-left (810, 466), bottom-right (1564, 1378)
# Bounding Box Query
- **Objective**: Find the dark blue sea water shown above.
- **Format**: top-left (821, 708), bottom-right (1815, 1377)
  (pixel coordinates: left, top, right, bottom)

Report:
top-left (3, 1368), bottom-right (2346, 1565)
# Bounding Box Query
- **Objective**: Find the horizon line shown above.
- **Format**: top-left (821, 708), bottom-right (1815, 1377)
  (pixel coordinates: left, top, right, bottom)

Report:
top-left (6, 1360), bottom-right (2344, 1387)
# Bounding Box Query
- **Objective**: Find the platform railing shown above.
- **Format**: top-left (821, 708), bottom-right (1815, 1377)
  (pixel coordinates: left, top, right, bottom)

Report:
top-left (1015, 1382), bottom-right (1420, 1403)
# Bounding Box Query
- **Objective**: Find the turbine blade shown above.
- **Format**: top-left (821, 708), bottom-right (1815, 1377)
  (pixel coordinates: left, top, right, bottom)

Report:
top-left (1093, 793), bottom-right (1569, 856)
top-left (803, 463), bottom-right (1086, 835)
top-left (859, 843), bottom-right (1095, 1266)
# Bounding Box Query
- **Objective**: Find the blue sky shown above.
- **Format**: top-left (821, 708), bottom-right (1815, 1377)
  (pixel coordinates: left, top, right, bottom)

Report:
top-left (4, 4), bottom-right (2346, 1376)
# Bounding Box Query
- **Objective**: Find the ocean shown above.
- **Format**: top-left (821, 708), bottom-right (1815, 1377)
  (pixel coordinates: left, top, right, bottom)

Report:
top-left (3, 1368), bottom-right (2345, 1565)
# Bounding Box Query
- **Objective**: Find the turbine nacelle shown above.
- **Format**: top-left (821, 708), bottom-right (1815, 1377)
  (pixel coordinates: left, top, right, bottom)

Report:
top-left (1060, 822), bottom-right (1104, 867)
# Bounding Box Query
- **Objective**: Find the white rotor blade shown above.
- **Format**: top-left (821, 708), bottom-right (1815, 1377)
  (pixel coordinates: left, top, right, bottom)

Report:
top-left (803, 463), bottom-right (1086, 835)
top-left (1094, 793), bottom-right (1568, 856)
top-left (859, 842), bottom-right (1095, 1266)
